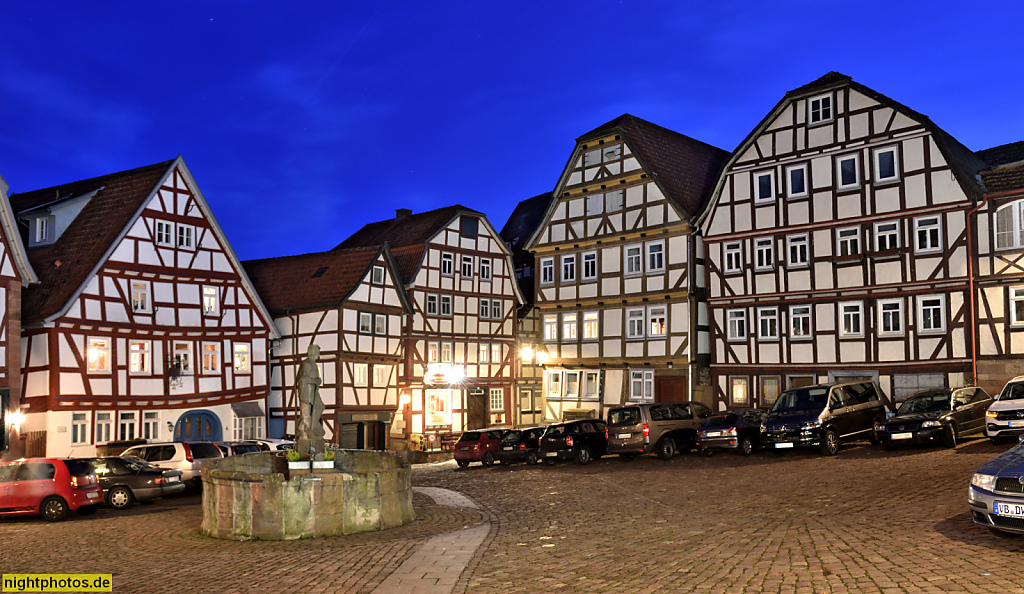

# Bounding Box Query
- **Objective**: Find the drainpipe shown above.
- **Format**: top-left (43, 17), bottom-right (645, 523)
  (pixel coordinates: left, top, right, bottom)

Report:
top-left (687, 229), bottom-right (698, 402)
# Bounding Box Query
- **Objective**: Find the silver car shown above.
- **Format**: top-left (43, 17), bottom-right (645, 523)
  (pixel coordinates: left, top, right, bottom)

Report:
top-left (121, 441), bottom-right (223, 487)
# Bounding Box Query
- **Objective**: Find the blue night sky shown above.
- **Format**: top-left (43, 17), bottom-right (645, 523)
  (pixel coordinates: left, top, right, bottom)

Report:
top-left (2, 2), bottom-right (1022, 261)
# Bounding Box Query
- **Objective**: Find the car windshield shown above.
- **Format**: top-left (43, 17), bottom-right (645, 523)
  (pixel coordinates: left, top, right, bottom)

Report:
top-left (457, 432), bottom-right (480, 442)
top-left (896, 392), bottom-right (950, 414)
top-left (545, 425), bottom-right (568, 435)
top-left (608, 407), bottom-right (641, 426)
top-left (998, 382), bottom-right (1024, 401)
top-left (63, 459), bottom-right (94, 477)
top-left (190, 443), bottom-right (222, 459)
top-left (771, 388), bottom-right (829, 413)
top-left (501, 431), bottom-right (522, 443)
top-left (703, 413), bottom-right (738, 428)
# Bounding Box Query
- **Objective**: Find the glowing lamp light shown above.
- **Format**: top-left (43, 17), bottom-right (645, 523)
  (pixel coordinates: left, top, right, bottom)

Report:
top-left (537, 351), bottom-right (549, 364)
top-left (424, 363), bottom-right (466, 386)
top-left (445, 365), bottom-right (465, 384)
top-left (8, 410), bottom-right (26, 427)
top-left (399, 392), bottom-right (412, 405)
top-left (520, 346), bottom-right (534, 362)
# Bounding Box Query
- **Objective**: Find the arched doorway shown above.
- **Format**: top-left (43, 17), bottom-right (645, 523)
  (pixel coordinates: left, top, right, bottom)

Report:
top-left (173, 410), bottom-right (223, 442)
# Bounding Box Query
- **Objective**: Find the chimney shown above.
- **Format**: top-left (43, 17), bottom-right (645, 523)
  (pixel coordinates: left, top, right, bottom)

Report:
top-left (396, 208), bottom-right (412, 219)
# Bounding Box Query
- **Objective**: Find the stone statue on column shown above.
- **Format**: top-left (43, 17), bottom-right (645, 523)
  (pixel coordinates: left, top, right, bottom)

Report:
top-left (294, 344), bottom-right (326, 458)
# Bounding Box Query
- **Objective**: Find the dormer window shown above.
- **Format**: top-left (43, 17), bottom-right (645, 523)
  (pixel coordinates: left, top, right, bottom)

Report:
top-left (36, 217), bottom-right (48, 243)
top-left (808, 93), bottom-right (833, 124)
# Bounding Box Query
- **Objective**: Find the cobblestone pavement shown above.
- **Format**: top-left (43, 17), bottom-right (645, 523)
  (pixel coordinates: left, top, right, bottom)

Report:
top-left (1, 438), bottom-right (1023, 593)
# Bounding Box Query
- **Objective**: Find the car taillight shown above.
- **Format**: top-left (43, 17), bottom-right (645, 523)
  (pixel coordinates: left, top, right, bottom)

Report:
top-left (473, 444), bottom-right (480, 451)
top-left (154, 477), bottom-right (165, 485)
top-left (71, 476), bottom-right (80, 489)
top-left (605, 427), bottom-right (609, 440)
top-left (727, 427), bottom-right (738, 436)
top-left (519, 443), bottom-right (525, 450)
top-left (566, 435), bottom-right (573, 447)
top-left (71, 474), bottom-right (96, 489)
top-left (642, 423), bottom-right (649, 438)
top-left (183, 442), bottom-right (194, 463)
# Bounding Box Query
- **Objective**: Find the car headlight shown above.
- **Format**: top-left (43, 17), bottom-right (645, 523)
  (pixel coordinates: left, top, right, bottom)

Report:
top-left (986, 410), bottom-right (998, 418)
top-left (801, 420), bottom-right (821, 429)
top-left (921, 420), bottom-right (941, 428)
top-left (874, 424), bottom-right (886, 432)
top-left (971, 473), bottom-right (996, 491)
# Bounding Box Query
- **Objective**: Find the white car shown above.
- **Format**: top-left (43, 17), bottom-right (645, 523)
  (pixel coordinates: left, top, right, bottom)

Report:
top-left (250, 438), bottom-right (296, 451)
top-left (985, 376), bottom-right (1024, 441)
top-left (121, 441), bottom-right (223, 487)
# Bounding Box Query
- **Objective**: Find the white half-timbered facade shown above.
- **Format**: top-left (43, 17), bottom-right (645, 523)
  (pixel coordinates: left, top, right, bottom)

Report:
top-left (699, 73), bottom-right (989, 409)
top-left (243, 245), bottom-right (412, 450)
top-left (526, 115), bottom-right (728, 421)
top-left (8, 158), bottom-right (279, 456)
top-left (335, 207), bottom-right (523, 443)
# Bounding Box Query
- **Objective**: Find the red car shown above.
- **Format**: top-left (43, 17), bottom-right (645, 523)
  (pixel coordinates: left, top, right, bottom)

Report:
top-left (453, 429), bottom-right (509, 468)
top-left (0, 458), bottom-right (103, 521)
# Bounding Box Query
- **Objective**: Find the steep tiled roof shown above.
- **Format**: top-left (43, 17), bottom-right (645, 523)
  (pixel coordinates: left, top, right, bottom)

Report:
top-left (981, 163), bottom-right (1024, 195)
top-left (242, 247), bottom-right (381, 313)
top-left (575, 114), bottom-right (729, 217)
top-left (977, 141), bottom-right (1024, 168)
top-left (500, 192), bottom-right (554, 252)
top-left (8, 160), bottom-right (174, 322)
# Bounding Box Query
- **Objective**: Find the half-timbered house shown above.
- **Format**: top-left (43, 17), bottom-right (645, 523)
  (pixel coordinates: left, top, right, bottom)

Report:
top-left (8, 158), bottom-right (279, 456)
top-left (334, 207), bottom-right (523, 444)
top-left (698, 73), bottom-right (989, 409)
top-left (525, 115), bottom-right (728, 420)
top-left (243, 245), bottom-right (412, 450)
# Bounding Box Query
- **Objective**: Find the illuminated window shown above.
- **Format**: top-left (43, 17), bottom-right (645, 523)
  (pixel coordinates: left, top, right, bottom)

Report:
top-left (202, 342), bottom-right (221, 373)
top-left (131, 281), bottom-right (150, 313)
top-left (233, 343), bottom-right (250, 373)
top-left (353, 363), bottom-right (368, 387)
top-left (543, 315), bottom-right (558, 342)
top-left (730, 377), bottom-right (749, 405)
top-left (583, 311), bottom-right (599, 340)
top-left (489, 388), bottom-right (504, 412)
top-left (203, 286), bottom-right (219, 315)
top-left (129, 341), bottom-right (151, 374)
top-left (562, 313), bottom-right (577, 341)
top-left (479, 343), bottom-right (489, 364)
top-left (373, 365), bottom-right (387, 387)
top-left (648, 306), bottom-right (666, 337)
top-left (88, 338), bottom-right (110, 372)
top-left (173, 341), bottom-right (192, 375)
top-left (441, 342), bottom-right (453, 363)
top-left (427, 341), bottom-right (439, 363)
top-left (491, 343), bottom-right (501, 364)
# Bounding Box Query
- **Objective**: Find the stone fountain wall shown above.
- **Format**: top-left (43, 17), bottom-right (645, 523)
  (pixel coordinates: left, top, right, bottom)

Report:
top-left (200, 450), bottom-right (415, 541)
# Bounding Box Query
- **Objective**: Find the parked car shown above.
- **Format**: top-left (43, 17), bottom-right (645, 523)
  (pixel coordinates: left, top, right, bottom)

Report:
top-left (697, 408), bottom-right (767, 456)
top-left (120, 441), bottom-right (223, 487)
top-left (876, 386), bottom-right (992, 448)
top-left (84, 456), bottom-right (186, 509)
top-left (985, 376), bottom-right (1024, 441)
top-left (250, 438), bottom-right (295, 451)
top-left (496, 427), bottom-right (546, 465)
top-left (453, 429), bottom-right (508, 468)
top-left (969, 434), bottom-right (1024, 538)
top-left (215, 441), bottom-right (263, 456)
top-left (539, 419), bottom-right (608, 465)
top-left (606, 401), bottom-right (712, 460)
top-left (0, 458), bottom-right (102, 522)
top-left (761, 381), bottom-right (887, 455)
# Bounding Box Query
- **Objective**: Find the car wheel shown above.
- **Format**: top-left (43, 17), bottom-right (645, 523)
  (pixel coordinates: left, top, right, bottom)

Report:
top-left (657, 438), bottom-right (675, 460)
top-left (820, 429), bottom-right (839, 456)
top-left (619, 453), bottom-right (636, 462)
top-left (108, 486), bottom-right (134, 510)
top-left (988, 526), bottom-right (1022, 538)
top-left (943, 425), bottom-right (958, 449)
top-left (77, 504), bottom-right (98, 516)
top-left (456, 459), bottom-right (469, 468)
top-left (574, 446), bottom-right (592, 465)
top-left (526, 452), bottom-right (539, 465)
top-left (40, 496), bottom-right (68, 522)
top-left (482, 452), bottom-right (495, 467)
top-left (740, 437), bottom-right (754, 456)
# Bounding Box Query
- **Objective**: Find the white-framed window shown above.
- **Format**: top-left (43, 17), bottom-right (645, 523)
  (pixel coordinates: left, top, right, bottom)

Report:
top-left (808, 93), bottom-right (833, 124)
top-left (143, 411), bottom-right (159, 440)
top-left (233, 416), bottom-right (264, 440)
top-left (233, 343), bottom-right (250, 373)
top-left (461, 255), bottom-right (474, 277)
top-left (918, 295), bottom-right (945, 334)
top-left (754, 170), bottom-right (775, 204)
top-left (790, 305), bottom-right (812, 339)
top-left (837, 227), bottom-right (861, 257)
top-left (874, 221), bottom-right (900, 252)
top-left (173, 341), bottom-right (192, 375)
top-left (836, 153), bottom-right (860, 190)
top-left (586, 193), bottom-right (604, 216)
top-left (371, 265), bottom-right (385, 285)
top-left (480, 258), bottom-right (492, 281)
top-left (373, 364), bottom-right (387, 387)
top-left (129, 340), bottom-right (151, 374)
top-left (1011, 287), bottom-right (1024, 326)
top-left (624, 245), bottom-right (642, 276)
top-left (540, 257), bottom-right (554, 285)
top-left (787, 234), bottom-right (808, 267)
top-left (727, 309), bottom-right (747, 341)
top-left (72, 412), bottom-right (88, 445)
top-left (724, 242), bottom-right (743, 274)
top-left (582, 251), bottom-right (598, 281)
top-left (374, 314), bottom-right (387, 334)
top-left (440, 252), bottom-right (454, 276)
top-left (605, 189), bottom-right (624, 212)
top-left (359, 311), bottom-right (373, 333)
top-left (427, 341), bottom-right (439, 363)
top-left (840, 302), bottom-right (864, 337)
top-left (490, 299), bottom-right (501, 320)
top-left (879, 298), bottom-right (904, 336)
top-left (583, 371), bottom-right (600, 400)
top-left (995, 201), bottom-right (1024, 250)
top-left (88, 337), bottom-right (110, 373)
top-left (489, 388), bottom-right (504, 412)
top-left (479, 298), bottom-right (491, 319)
top-left (177, 224), bottom-right (195, 249)
top-left (155, 220), bottom-right (173, 246)
top-left (440, 342), bottom-right (453, 363)
top-left (426, 294), bottom-right (438, 316)
top-left (629, 369), bottom-right (654, 402)
top-left (914, 216), bottom-right (942, 254)
top-left (35, 217), bottom-right (48, 243)
top-left (202, 286), bottom-right (219, 316)
top-left (646, 241), bottom-right (665, 273)
top-left (131, 281), bottom-right (151, 313)
top-left (648, 306), bottom-right (667, 338)
top-left (491, 343), bottom-right (501, 364)
top-left (425, 390), bottom-right (450, 427)
top-left (118, 412), bottom-right (137, 441)
top-left (583, 311), bottom-right (599, 341)
top-left (440, 295), bottom-right (452, 317)
top-left (873, 145), bottom-right (900, 183)
top-left (95, 412), bottom-right (112, 444)
top-left (730, 377), bottom-right (749, 405)
top-left (202, 342), bottom-right (221, 374)
top-left (786, 163), bottom-right (808, 199)
top-left (561, 254), bottom-right (576, 283)
top-left (754, 238), bottom-right (774, 270)
top-left (478, 343), bottom-right (489, 364)
top-left (353, 363), bottom-right (368, 387)
top-left (543, 314), bottom-right (558, 342)
top-left (562, 313), bottom-right (578, 341)
top-left (547, 370), bottom-right (562, 400)
top-left (757, 307), bottom-right (779, 340)
top-left (565, 372), bottom-right (580, 399)
top-left (626, 308), bottom-right (645, 340)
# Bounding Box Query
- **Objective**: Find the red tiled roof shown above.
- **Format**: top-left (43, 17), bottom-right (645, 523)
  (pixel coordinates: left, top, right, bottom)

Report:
top-left (8, 160), bottom-right (175, 322)
top-left (982, 163), bottom-right (1024, 195)
top-left (242, 247), bottom-right (381, 313)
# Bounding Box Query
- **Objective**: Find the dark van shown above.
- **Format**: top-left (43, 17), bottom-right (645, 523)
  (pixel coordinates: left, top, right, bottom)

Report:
top-left (761, 381), bottom-right (887, 455)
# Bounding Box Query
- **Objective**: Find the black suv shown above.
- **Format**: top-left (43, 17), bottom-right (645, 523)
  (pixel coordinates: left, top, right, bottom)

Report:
top-left (761, 381), bottom-right (887, 455)
top-left (538, 420), bottom-right (607, 465)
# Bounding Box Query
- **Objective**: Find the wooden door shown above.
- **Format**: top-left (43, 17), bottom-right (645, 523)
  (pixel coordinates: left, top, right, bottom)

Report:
top-left (655, 377), bottom-right (687, 403)
top-left (467, 393), bottom-right (486, 430)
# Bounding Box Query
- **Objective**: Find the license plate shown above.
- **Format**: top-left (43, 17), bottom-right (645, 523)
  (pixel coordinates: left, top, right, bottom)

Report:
top-left (502, 446), bottom-right (513, 451)
top-left (459, 446), bottom-right (469, 451)
top-left (545, 452), bottom-right (557, 457)
top-left (705, 431), bottom-right (721, 437)
top-left (617, 433), bottom-right (631, 439)
top-left (994, 501), bottom-right (1024, 518)
top-left (774, 443), bottom-right (794, 449)
top-left (891, 432), bottom-right (913, 440)
top-left (167, 476), bottom-right (180, 482)
top-left (1010, 420), bottom-right (1024, 428)
top-left (86, 492), bottom-right (98, 499)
